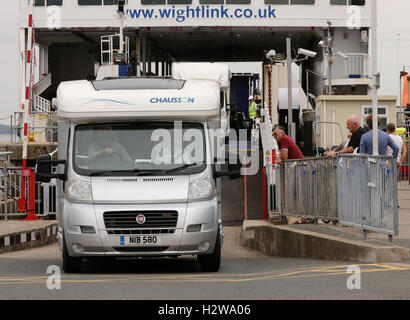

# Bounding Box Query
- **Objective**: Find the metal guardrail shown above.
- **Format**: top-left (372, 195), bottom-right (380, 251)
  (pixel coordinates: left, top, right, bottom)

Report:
top-left (276, 155), bottom-right (398, 240)
top-left (337, 155), bottom-right (398, 239)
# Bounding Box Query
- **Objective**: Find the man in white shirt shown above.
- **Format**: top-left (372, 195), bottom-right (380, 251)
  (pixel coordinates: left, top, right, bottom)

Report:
top-left (386, 123), bottom-right (407, 167)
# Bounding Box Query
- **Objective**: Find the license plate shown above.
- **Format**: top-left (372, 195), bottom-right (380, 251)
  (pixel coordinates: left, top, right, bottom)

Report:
top-left (120, 235), bottom-right (161, 246)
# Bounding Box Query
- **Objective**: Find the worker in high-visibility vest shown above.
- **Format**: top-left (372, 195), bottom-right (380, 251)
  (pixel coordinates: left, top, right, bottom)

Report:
top-left (248, 96), bottom-right (257, 129)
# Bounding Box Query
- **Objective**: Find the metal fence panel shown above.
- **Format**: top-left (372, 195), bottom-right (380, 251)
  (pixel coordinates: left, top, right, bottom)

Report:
top-left (279, 158), bottom-right (338, 220)
top-left (337, 155), bottom-right (398, 236)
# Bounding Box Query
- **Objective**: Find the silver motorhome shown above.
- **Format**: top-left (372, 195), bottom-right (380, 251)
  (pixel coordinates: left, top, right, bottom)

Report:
top-left (36, 77), bottom-right (240, 273)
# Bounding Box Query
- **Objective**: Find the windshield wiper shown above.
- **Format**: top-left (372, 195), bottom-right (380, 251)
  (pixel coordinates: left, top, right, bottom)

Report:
top-left (89, 164), bottom-right (204, 177)
top-left (165, 162), bottom-right (204, 174)
top-left (89, 169), bottom-right (164, 176)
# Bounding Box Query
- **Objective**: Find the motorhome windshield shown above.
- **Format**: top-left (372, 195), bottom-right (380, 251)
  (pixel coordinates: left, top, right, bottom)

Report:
top-left (73, 122), bottom-right (207, 176)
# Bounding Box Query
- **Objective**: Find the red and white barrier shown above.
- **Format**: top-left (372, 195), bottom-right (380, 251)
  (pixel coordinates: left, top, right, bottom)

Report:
top-left (19, 0), bottom-right (38, 220)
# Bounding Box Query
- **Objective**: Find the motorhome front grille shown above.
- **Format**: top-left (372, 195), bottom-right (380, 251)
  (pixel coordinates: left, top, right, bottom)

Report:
top-left (103, 211), bottom-right (178, 229)
top-left (107, 229), bottom-right (175, 235)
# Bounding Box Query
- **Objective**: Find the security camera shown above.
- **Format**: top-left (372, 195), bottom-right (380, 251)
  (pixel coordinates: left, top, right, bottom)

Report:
top-left (336, 51), bottom-right (348, 60)
top-left (266, 49), bottom-right (277, 60)
top-left (318, 40), bottom-right (325, 47)
top-left (298, 48), bottom-right (317, 58)
top-left (118, 0), bottom-right (125, 14)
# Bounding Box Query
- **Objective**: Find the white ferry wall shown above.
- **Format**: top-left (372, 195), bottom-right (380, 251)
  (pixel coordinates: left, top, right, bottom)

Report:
top-left (19, 1), bottom-right (371, 28)
top-left (18, 0), bottom-right (374, 131)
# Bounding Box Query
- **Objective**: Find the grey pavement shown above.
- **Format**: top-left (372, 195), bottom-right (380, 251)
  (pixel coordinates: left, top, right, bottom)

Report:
top-left (0, 227), bottom-right (410, 300)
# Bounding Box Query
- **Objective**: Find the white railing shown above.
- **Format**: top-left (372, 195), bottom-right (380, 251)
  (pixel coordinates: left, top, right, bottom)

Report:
top-left (101, 34), bottom-right (130, 65)
top-left (34, 95), bottom-right (51, 113)
top-left (344, 53), bottom-right (369, 79)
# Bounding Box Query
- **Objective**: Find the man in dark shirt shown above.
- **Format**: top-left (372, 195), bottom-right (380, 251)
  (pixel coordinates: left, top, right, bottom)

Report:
top-left (273, 126), bottom-right (304, 163)
top-left (327, 115), bottom-right (367, 157)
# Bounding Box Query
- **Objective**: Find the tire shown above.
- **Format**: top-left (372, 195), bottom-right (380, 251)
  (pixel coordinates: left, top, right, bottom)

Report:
top-left (198, 228), bottom-right (221, 272)
top-left (62, 237), bottom-right (83, 273)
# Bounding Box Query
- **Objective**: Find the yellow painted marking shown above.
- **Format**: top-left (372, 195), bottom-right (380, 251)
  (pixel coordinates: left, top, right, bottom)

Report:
top-left (0, 264), bottom-right (408, 285)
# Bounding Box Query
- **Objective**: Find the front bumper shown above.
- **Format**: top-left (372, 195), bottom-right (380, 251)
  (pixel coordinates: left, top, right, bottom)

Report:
top-left (61, 198), bottom-right (220, 257)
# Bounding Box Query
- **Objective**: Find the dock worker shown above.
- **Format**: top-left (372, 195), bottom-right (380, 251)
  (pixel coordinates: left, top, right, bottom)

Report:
top-left (248, 96), bottom-right (257, 128)
top-left (326, 115), bottom-right (367, 157)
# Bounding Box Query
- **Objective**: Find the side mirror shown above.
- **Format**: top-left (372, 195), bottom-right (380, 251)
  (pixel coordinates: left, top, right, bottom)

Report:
top-left (36, 154), bottom-right (67, 182)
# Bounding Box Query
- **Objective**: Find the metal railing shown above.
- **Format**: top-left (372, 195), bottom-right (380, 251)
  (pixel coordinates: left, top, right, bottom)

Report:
top-left (0, 159), bottom-right (56, 219)
top-left (34, 95), bottom-right (51, 113)
top-left (276, 155), bottom-right (398, 239)
top-left (344, 53), bottom-right (369, 79)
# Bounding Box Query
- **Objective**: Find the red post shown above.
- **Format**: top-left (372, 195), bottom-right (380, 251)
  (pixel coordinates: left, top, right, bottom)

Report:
top-left (24, 169), bottom-right (39, 220)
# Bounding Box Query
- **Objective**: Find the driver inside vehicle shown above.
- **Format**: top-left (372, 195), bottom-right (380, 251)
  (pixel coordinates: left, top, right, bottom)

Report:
top-left (88, 126), bottom-right (134, 169)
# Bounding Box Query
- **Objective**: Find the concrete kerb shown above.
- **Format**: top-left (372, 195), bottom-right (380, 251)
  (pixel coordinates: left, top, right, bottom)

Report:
top-left (240, 220), bottom-right (410, 263)
top-left (0, 221), bottom-right (58, 254)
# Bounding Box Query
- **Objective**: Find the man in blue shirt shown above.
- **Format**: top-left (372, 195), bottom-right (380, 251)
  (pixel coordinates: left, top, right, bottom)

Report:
top-left (360, 115), bottom-right (399, 156)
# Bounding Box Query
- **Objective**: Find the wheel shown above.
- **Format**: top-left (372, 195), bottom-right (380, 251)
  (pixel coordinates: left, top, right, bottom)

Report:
top-left (62, 237), bottom-right (83, 273)
top-left (198, 228), bottom-right (221, 272)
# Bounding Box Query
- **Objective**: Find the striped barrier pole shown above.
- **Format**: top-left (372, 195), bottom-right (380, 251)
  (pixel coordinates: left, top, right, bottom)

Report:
top-left (20, 0), bottom-right (39, 220)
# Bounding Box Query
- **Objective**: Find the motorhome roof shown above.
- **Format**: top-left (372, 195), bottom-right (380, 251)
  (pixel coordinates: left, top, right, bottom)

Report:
top-left (57, 78), bottom-right (220, 122)
top-left (91, 77), bottom-right (185, 91)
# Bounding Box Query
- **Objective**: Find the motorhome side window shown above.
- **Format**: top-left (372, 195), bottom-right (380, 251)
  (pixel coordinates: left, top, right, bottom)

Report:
top-left (34, 0), bottom-right (63, 6)
top-left (73, 123), bottom-right (207, 176)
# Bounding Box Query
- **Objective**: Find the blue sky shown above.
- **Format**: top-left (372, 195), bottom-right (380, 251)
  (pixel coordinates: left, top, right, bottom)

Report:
top-left (1, 1), bottom-right (409, 123)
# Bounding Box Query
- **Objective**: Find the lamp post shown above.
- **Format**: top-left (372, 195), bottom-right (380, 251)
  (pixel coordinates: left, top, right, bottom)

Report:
top-left (370, 0), bottom-right (379, 156)
top-left (286, 37), bottom-right (293, 139)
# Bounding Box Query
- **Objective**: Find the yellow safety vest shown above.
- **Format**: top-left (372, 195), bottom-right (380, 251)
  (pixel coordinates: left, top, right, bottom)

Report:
top-left (248, 102), bottom-right (257, 119)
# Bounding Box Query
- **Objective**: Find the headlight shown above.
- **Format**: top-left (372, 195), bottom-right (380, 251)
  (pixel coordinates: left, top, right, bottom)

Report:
top-left (188, 174), bottom-right (214, 202)
top-left (68, 176), bottom-right (92, 201)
